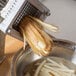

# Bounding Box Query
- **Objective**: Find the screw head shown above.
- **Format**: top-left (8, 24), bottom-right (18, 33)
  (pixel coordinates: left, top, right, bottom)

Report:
top-left (7, 29), bottom-right (11, 33)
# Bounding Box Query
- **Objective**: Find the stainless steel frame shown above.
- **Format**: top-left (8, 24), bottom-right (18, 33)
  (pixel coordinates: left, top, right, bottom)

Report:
top-left (0, 0), bottom-right (50, 63)
top-left (0, 30), bottom-right (6, 63)
top-left (11, 37), bottom-right (76, 76)
top-left (0, 0), bottom-right (50, 40)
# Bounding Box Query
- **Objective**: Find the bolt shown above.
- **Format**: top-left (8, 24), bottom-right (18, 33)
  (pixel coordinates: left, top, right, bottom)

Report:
top-left (7, 29), bottom-right (11, 33)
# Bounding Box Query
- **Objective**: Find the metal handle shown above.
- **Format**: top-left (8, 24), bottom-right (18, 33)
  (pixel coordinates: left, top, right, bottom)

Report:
top-left (53, 38), bottom-right (76, 64)
top-left (53, 38), bottom-right (76, 51)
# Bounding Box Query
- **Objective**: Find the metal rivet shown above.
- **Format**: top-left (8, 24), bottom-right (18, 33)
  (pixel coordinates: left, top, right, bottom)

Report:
top-left (7, 29), bottom-right (11, 33)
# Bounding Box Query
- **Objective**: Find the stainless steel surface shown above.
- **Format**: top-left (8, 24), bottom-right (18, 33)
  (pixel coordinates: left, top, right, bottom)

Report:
top-left (0, 30), bottom-right (6, 63)
top-left (11, 38), bottom-right (76, 76)
top-left (0, 0), bottom-right (50, 63)
top-left (0, 0), bottom-right (50, 41)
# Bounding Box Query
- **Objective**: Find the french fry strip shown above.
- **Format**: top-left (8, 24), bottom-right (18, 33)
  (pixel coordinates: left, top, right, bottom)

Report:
top-left (19, 16), bottom-right (53, 56)
top-left (29, 16), bottom-right (59, 32)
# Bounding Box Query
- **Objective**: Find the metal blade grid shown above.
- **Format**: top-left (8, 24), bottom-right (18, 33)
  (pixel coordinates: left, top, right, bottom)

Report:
top-left (13, 1), bottom-right (42, 30)
top-left (0, 0), bottom-right (8, 11)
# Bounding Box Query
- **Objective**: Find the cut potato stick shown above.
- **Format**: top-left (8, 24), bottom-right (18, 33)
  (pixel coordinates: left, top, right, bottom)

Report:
top-left (34, 58), bottom-right (76, 76)
top-left (29, 16), bottom-right (59, 32)
top-left (41, 67), bottom-right (60, 76)
top-left (20, 16), bottom-right (53, 56)
top-left (20, 27), bottom-right (27, 50)
top-left (59, 62), bottom-right (69, 69)
top-left (44, 65), bottom-right (73, 76)
top-left (47, 58), bottom-right (60, 67)
top-left (34, 60), bottom-right (46, 76)
top-left (44, 65), bottom-right (75, 73)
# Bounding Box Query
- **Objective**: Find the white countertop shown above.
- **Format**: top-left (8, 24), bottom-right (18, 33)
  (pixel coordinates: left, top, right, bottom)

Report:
top-left (41, 0), bottom-right (76, 42)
